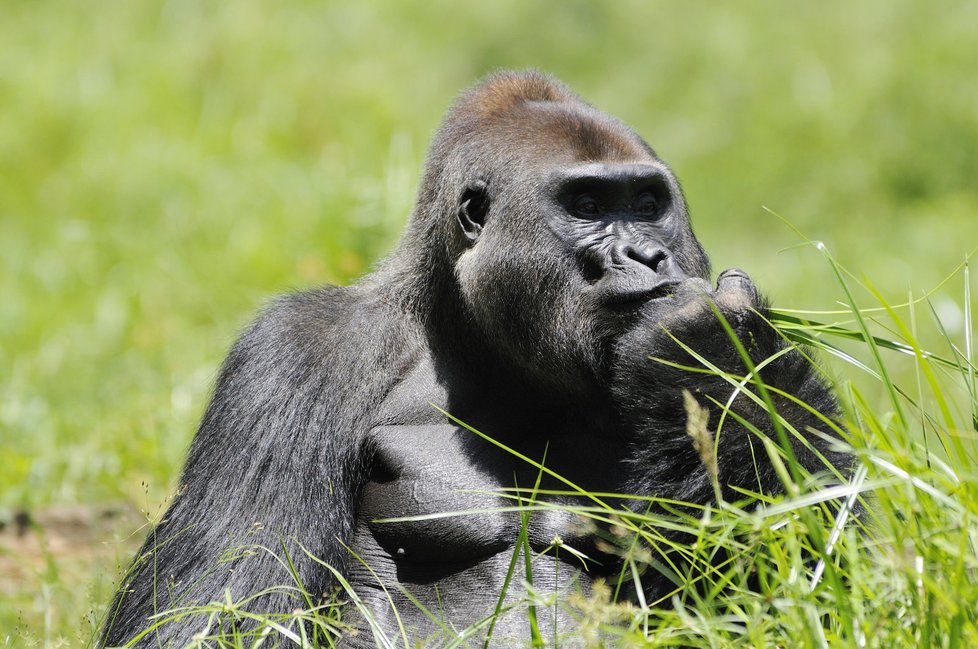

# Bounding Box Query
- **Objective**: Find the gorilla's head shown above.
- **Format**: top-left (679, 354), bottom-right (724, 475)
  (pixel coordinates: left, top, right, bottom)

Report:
top-left (393, 71), bottom-right (711, 395)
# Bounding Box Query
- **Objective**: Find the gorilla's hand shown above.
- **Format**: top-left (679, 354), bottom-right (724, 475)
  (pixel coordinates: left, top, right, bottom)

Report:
top-left (635, 268), bottom-right (771, 375)
top-left (611, 266), bottom-right (846, 511)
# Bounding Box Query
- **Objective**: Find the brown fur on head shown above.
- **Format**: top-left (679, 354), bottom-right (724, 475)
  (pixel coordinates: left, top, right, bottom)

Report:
top-left (439, 70), bottom-right (654, 167)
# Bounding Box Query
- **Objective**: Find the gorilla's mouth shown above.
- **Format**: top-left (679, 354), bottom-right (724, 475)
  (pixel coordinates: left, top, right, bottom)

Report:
top-left (600, 279), bottom-right (682, 308)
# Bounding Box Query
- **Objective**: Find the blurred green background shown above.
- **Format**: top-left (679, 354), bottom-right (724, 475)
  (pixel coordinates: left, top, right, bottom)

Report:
top-left (1, 0), bottom-right (976, 644)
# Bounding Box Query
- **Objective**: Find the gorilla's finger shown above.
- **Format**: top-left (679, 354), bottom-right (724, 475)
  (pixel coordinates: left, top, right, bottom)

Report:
top-left (716, 267), bottom-right (754, 292)
top-left (715, 268), bottom-right (759, 310)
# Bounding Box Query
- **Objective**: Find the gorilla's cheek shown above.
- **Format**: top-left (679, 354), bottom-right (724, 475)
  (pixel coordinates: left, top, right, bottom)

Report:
top-left (455, 234), bottom-right (597, 371)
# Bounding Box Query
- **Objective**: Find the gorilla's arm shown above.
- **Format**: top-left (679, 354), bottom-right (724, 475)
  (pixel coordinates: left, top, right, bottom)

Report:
top-left (613, 270), bottom-right (852, 503)
top-left (101, 289), bottom-right (402, 648)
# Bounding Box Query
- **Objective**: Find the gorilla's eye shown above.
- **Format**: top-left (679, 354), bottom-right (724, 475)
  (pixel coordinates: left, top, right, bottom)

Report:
top-left (635, 192), bottom-right (658, 216)
top-left (572, 194), bottom-right (601, 217)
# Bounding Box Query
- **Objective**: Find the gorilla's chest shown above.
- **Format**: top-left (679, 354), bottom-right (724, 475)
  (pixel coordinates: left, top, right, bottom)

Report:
top-left (347, 424), bottom-right (608, 647)
top-left (360, 424), bottom-right (595, 564)
top-left (344, 354), bottom-right (626, 645)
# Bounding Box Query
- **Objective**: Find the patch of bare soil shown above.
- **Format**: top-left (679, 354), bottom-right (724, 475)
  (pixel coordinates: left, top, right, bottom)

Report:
top-left (0, 502), bottom-right (145, 597)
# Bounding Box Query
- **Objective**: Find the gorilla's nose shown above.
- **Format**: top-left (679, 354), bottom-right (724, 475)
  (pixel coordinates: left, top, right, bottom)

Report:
top-left (615, 242), bottom-right (673, 276)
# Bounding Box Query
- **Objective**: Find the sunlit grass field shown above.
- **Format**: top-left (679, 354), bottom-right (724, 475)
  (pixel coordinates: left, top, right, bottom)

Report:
top-left (1, 1), bottom-right (976, 646)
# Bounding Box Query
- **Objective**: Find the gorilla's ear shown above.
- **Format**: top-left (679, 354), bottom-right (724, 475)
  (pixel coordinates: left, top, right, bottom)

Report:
top-left (457, 180), bottom-right (489, 243)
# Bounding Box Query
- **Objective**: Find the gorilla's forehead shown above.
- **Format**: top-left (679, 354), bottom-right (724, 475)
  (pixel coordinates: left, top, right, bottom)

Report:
top-left (545, 160), bottom-right (672, 183)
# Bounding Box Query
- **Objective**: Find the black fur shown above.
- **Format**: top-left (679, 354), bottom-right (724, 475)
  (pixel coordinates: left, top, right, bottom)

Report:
top-left (100, 71), bottom-right (853, 647)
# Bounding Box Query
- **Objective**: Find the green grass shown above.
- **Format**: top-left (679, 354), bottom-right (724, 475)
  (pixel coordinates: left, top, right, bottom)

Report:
top-left (1, 0), bottom-right (977, 646)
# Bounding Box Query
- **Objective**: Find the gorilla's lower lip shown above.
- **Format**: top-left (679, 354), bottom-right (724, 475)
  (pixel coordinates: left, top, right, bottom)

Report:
top-left (602, 280), bottom-right (681, 306)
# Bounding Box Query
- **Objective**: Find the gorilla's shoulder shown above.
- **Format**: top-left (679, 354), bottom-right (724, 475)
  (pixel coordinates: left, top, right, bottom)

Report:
top-left (259, 285), bottom-right (366, 331)
top-left (230, 284), bottom-right (407, 371)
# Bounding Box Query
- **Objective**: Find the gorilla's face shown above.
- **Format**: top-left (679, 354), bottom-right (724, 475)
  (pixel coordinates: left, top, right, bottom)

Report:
top-left (545, 161), bottom-right (710, 308)
top-left (453, 152), bottom-right (711, 392)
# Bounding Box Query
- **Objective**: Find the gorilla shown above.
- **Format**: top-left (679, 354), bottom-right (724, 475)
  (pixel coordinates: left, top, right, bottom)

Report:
top-left (100, 71), bottom-right (853, 647)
